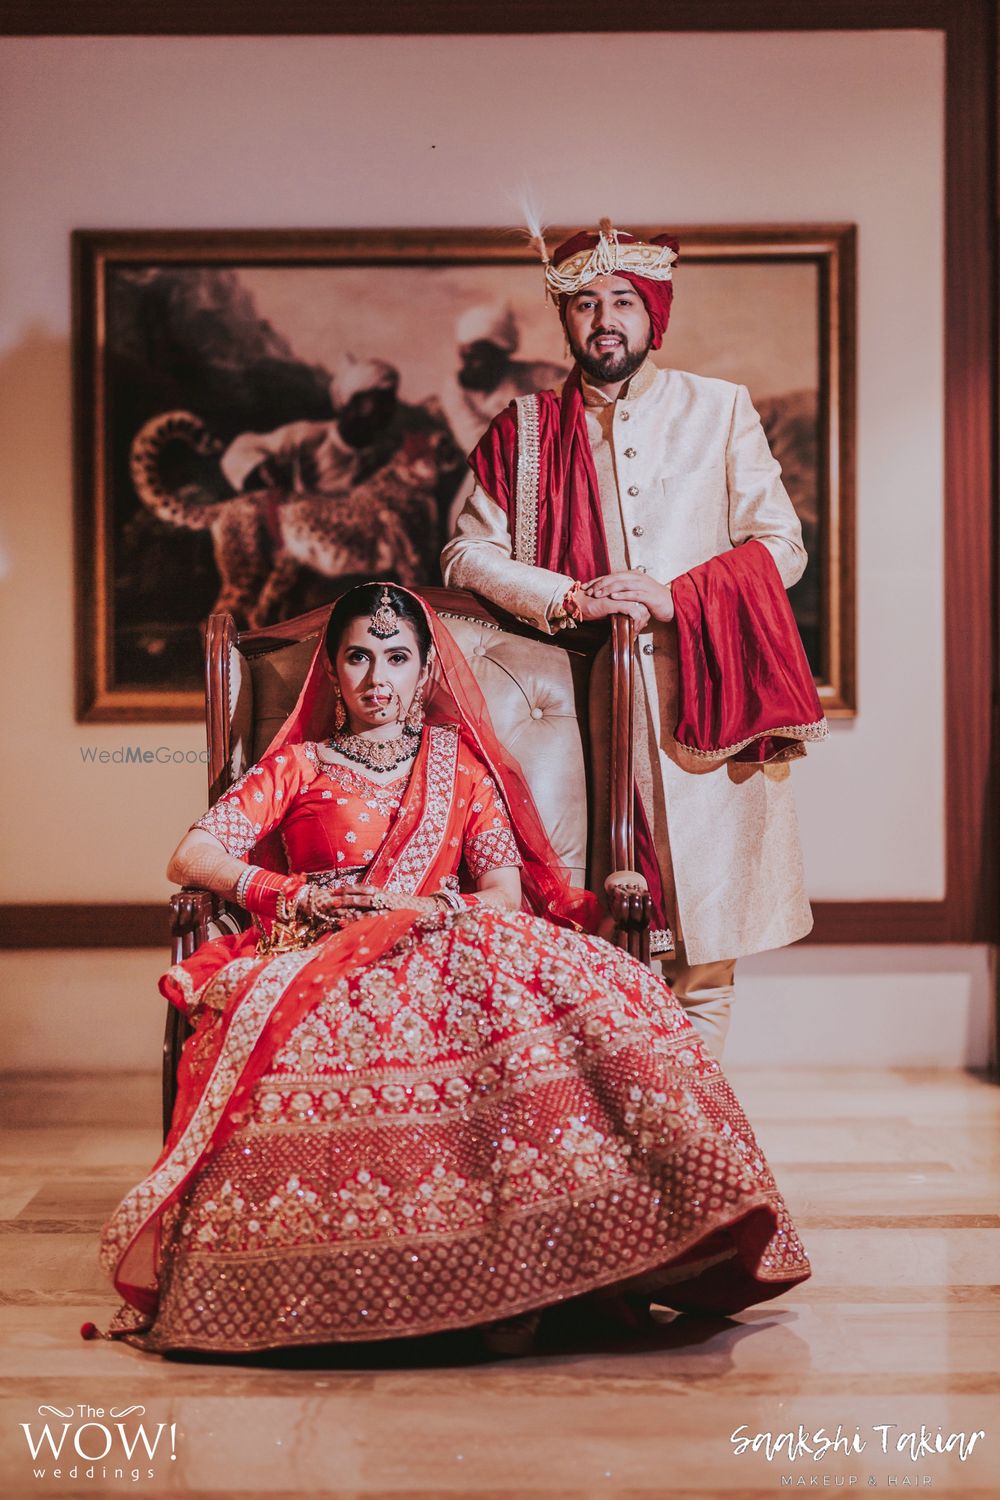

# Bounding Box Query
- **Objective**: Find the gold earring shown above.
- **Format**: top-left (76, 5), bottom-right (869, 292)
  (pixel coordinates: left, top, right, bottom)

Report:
top-left (404, 680), bottom-right (425, 733)
top-left (333, 682), bottom-right (347, 733)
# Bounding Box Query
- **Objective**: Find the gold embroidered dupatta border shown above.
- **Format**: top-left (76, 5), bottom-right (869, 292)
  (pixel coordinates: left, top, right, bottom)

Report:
top-left (513, 393), bottom-right (541, 566)
top-left (367, 723), bottom-right (460, 893)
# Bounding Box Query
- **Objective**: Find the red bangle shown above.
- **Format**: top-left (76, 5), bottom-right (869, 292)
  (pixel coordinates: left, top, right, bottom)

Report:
top-left (243, 869), bottom-right (307, 920)
top-left (562, 582), bottom-right (584, 623)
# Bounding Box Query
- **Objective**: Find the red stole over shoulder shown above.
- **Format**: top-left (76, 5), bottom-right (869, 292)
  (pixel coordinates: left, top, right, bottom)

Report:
top-left (672, 540), bottom-right (828, 763)
top-left (470, 375), bottom-right (825, 769)
top-left (469, 367), bottom-right (610, 580)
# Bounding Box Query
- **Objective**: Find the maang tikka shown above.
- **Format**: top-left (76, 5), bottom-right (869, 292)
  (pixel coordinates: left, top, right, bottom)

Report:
top-left (368, 586), bottom-right (401, 641)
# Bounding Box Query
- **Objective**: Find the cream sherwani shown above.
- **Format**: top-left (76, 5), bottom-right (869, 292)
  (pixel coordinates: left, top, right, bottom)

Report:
top-left (441, 360), bottom-right (813, 968)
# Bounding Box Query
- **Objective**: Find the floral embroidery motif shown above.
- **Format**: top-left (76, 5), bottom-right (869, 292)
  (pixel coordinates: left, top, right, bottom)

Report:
top-left (464, 827), bottom-right (522, 878)
top-left (194, 799), bottom-right (258, 859)
top-left (309, 751), bottom-right (408, 819)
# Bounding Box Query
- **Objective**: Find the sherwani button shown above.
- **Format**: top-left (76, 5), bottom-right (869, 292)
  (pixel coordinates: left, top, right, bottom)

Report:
top-left (624, 447), bottom-right (637, 459)
top-left (620, 410), bottom-right (630, 421)
top-left (632, 524), bottom-right (644, 537)
top-left (635, 565), bottom-right (646, 573)
top-left (627, 485), bottom-right (639, 496)
top-left (642, 643), bottom-right (655, 655)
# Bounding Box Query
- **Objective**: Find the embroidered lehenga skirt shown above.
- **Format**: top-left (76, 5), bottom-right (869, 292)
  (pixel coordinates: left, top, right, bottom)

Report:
top-left (104, 908), bottom-right (809, 1352)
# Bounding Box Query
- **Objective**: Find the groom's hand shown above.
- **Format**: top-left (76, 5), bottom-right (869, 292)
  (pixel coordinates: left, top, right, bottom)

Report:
top-left (585, 570), bottom-right (674, 624)
top-left (573, 586), bottom-right (650, 632)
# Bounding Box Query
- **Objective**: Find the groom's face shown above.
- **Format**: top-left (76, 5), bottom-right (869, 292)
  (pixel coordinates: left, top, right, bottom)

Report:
top-left (564, 274), bottom-right (653, 385)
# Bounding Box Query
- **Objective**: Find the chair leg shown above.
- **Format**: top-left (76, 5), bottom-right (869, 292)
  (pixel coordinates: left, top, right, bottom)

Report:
top-left (161, 1003), bottom-right (191, 1141)
top-left (163, 890), bottom-right (215, 1142)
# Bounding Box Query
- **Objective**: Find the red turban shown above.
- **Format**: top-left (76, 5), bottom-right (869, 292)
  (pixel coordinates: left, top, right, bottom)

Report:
top-left (551, 229), bottom-right (680, 350)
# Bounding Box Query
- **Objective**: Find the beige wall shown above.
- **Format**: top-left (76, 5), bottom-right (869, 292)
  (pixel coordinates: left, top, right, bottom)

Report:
top-left (0, 31), bottom-right (973, 1068)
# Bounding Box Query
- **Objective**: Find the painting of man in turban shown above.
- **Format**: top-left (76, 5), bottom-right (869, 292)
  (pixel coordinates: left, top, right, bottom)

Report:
top-left (75, 228), bottom-right (851, 720)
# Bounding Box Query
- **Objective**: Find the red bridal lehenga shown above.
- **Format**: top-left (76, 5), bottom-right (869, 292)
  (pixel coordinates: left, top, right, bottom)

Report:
top-left (97, 595), bottom-right (810, 1354)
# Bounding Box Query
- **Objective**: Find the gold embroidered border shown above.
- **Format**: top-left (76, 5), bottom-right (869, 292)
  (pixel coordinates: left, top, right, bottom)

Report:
top-left (649, 927), bottom-right (675, 957)
top-left (164, 964), bottom-right (197, 1010)
top-left (124, 1177), bottom-right (801, 1353)
top-left (99, 945), bottom-right (320, 1279)
top-left (193, 799), bottom-right (258, 859)
top-left (384, 724), bottom-right (459, 894)
top-left (513, 394), bottom-right (541, 566)
top-left (249, 992), bottom-right (707, 1132)
top-left (678, 718), bottom-right (829, 761)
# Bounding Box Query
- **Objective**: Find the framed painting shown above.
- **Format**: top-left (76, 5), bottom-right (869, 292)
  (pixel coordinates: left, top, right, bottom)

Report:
top-left (73, 224), bottom-right (855, 721)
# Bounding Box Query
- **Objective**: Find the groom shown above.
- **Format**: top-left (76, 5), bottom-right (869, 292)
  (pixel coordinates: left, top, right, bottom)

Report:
top-left (441, 219), bottom-right (823, 1059)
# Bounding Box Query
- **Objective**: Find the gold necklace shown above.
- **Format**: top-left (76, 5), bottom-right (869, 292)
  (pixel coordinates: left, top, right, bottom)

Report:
top-left (325, 727), bottom-right (420, 774)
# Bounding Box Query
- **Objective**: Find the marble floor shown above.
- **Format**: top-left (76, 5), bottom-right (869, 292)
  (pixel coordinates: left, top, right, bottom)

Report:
top-left (0, 1068), bottom-right (997, 1499)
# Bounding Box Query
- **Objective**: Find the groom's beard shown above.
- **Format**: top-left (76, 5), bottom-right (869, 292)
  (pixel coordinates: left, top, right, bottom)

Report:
top-left (569, 325), bottom-right (653, 385)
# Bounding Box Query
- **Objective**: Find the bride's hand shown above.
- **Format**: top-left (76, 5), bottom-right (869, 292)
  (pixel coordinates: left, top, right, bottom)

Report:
top-left (303, 886), bottom-right (439, 919)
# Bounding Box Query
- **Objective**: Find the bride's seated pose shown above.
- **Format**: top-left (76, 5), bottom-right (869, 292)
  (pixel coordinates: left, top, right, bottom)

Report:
top-left (97, 583), bottom-right (809, 1356)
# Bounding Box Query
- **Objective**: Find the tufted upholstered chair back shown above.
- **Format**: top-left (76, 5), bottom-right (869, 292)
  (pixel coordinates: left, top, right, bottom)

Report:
top-left (217, 589), bottom-right (593, 889)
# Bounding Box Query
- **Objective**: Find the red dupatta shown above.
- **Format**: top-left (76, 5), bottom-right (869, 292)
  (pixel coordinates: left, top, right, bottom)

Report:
top-left (468, 366), bottom-right (610, 583)
top-left (471, 387), bottom-right (826, 769)
top-left (671, 540), bottom-right (828, 763)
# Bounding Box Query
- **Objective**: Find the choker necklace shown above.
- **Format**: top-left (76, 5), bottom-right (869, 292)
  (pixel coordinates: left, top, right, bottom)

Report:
top-left (325, 727), bottom-right (420, 774)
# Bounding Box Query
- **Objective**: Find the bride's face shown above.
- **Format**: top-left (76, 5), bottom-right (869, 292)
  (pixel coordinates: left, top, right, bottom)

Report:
top-left (334, 616), bottom-right (425, 734)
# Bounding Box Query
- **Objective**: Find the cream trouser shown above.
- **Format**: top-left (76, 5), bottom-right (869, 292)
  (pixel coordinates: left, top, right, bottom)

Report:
top-left (659, 949), bottom-right (737, 1062)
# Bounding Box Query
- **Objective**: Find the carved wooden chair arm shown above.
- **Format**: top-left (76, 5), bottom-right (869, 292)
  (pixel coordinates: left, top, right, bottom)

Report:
top-left (604, 870), bottom-right (652, 967)
top-left (163, 891), bottom-right (211, 1139)
top-left (169, 889), bottom-right (217, 962)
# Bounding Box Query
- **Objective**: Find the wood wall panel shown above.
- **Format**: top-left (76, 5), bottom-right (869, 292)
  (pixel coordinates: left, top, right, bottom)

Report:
top-left (0, 1), bottom-right (963, 38)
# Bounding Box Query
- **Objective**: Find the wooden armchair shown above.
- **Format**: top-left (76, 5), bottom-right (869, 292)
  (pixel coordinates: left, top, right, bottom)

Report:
top-left (164, 586), bottom-right (651, 1137)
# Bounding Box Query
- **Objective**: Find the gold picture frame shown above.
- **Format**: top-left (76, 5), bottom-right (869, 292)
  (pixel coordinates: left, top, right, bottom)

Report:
top-left (73, 225), bottom-right (855, 721)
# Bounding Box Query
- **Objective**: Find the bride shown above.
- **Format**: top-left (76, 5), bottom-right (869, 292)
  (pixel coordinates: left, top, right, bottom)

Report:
top-left (96, 583), bottom-right (809, 1355)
